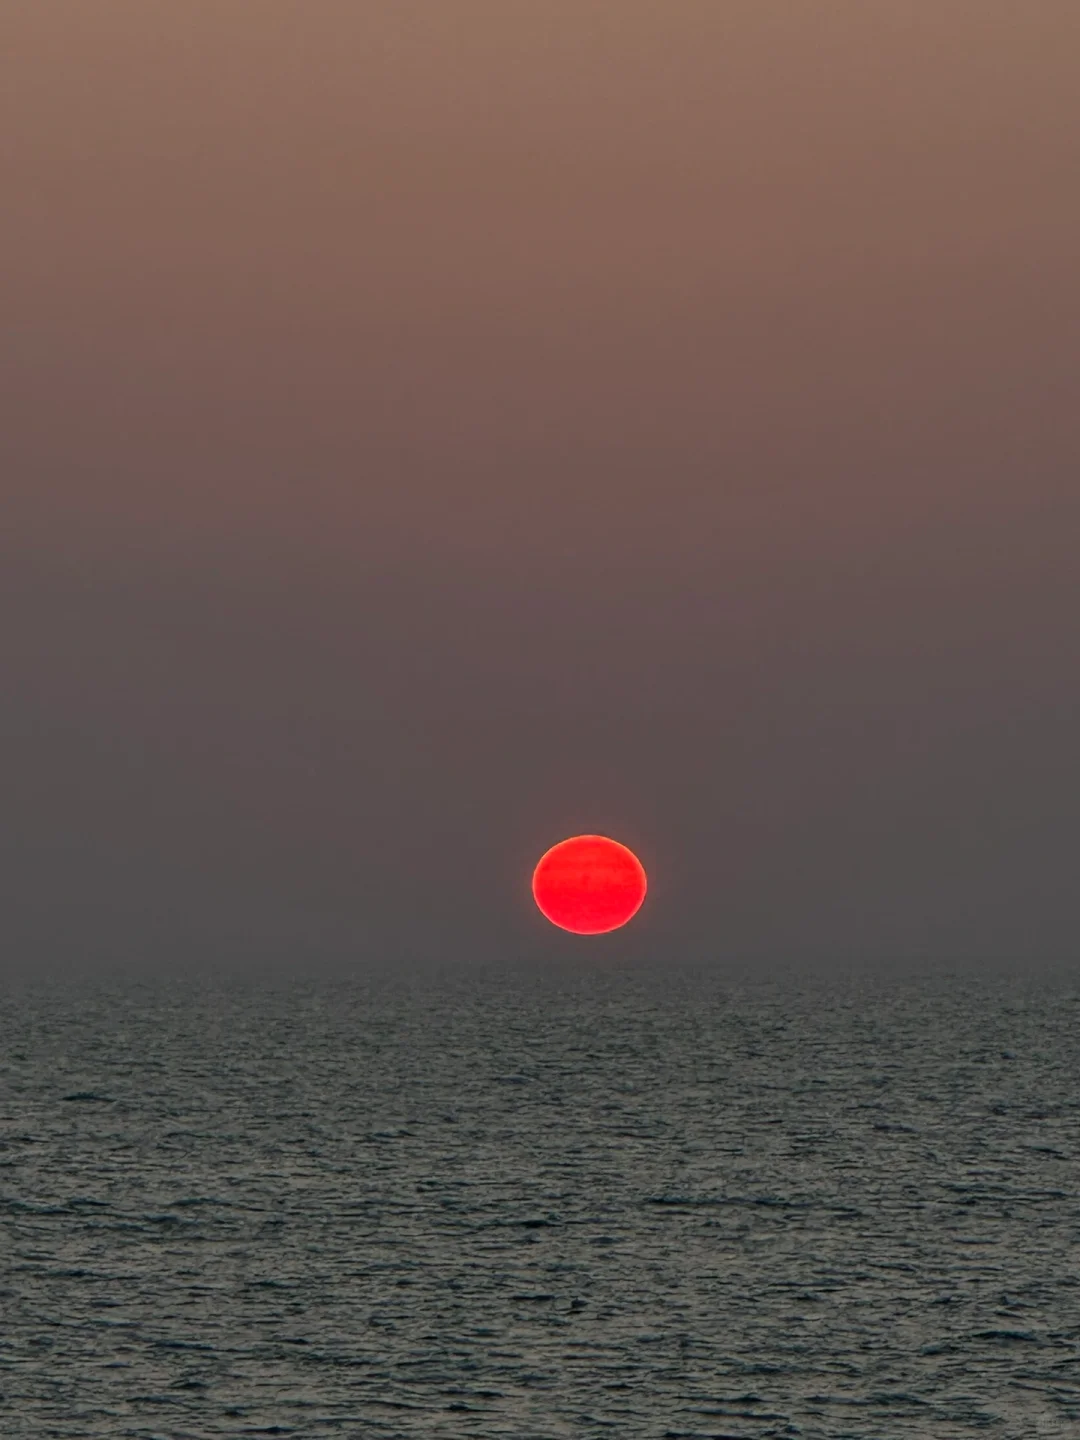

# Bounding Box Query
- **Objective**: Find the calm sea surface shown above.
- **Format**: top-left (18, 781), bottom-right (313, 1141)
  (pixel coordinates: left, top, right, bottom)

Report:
top-left (2, 967), bottom-right (1079, 1438)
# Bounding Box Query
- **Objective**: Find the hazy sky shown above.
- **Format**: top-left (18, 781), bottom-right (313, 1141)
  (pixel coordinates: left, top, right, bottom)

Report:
top-left (4, 1), bottom-right (1079, 970)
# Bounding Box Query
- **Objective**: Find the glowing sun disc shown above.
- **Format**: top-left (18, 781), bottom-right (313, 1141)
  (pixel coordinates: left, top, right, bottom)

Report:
top-left (532, 834), bottom-right (647, 934)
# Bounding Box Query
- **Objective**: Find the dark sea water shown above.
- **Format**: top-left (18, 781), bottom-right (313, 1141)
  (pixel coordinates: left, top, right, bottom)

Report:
top-left (3, 967), bottom-right (1080, 1438)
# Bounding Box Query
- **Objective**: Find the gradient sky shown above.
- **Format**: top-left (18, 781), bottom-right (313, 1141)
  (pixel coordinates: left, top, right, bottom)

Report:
top-left (4, 1), bottom-right (1079, 970)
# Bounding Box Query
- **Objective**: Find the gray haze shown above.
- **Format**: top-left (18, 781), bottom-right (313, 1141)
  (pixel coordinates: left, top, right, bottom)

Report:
top-left (3, 2), bottom-right (1079, 971)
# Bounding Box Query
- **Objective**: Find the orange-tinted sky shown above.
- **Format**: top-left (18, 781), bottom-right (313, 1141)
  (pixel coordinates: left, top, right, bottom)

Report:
top-left (3, 2), bottom-right (1079, 967)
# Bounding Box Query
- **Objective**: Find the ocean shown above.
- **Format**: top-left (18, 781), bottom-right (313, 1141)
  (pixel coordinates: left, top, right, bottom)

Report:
top-left (2, 966), bottom-right (1078, 1437)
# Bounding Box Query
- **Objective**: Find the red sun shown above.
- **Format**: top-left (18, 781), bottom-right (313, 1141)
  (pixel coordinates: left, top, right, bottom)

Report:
top-left (532, 834), bottom-right (647, 935)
